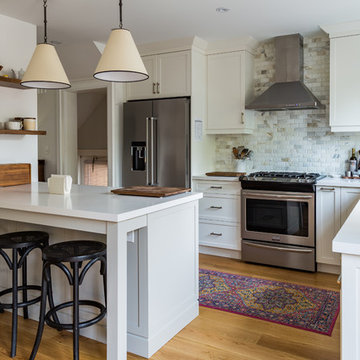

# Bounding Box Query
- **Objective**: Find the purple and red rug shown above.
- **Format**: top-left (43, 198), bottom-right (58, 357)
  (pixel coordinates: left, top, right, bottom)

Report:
top-left (199, 268), bottom-right (340, 335)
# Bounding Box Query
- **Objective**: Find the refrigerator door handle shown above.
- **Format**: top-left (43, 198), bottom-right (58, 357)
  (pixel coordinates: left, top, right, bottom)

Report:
top-left (146, 117), bottom-right (151, 185)
top-left (151, 117), bottom-right (158, 185)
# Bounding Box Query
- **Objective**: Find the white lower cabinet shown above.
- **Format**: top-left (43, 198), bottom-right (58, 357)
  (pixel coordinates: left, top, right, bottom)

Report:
top-left (193, 178), bottom-right (241, 258)
top-left (316, 186), bottom-right (341, 266)
top-left (316, 185), bottom-right (360, 268)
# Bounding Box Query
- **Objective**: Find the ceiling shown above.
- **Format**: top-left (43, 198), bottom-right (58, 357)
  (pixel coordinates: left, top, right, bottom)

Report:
top-left (1, 0), bottom-right (360, 45)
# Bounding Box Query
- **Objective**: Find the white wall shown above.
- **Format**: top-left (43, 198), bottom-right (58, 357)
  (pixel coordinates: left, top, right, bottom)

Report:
top-left (0, 14), bottom-right (38, 181)
top-left (191, 48), bottom-right (216, 177)
top-left (38, 90), bottom-right (59, 180)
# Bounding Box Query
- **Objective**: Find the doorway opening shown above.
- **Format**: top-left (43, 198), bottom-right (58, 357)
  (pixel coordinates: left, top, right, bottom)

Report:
top-left (77, 88), bottom-right (108, 186)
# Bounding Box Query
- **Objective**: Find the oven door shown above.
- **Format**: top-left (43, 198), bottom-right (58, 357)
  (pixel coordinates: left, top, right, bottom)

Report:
top-left (241, 190), bottom-right (314, 247)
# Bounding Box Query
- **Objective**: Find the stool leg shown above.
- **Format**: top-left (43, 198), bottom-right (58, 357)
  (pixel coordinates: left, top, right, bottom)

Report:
top-left (29, 266), bottom-right (49, 360)
top-left (22, 255), bottom-right (29, 319)
top-left (46, 267), bottom-right (62, 329)
top-left (10, 249), bottom-right (18, 358)
top-left (73, 262), bottom-right (80, 360)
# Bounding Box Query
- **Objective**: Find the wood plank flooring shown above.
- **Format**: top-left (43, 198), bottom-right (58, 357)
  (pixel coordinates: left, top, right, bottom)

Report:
top-left (0, 254), bottom-right (340, 359)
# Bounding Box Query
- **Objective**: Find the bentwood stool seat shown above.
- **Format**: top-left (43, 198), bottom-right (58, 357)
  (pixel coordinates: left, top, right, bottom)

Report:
top-left (0, 231), bottom-right (58, 358)
top-left (30, 240), bottom-right (107, 360)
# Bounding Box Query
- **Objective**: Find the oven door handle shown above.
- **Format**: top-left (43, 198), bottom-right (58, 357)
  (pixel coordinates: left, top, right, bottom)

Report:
top-left (245, 242), bottom-right (313, 253)
top-left (243, 193), bottom-right (313, 200)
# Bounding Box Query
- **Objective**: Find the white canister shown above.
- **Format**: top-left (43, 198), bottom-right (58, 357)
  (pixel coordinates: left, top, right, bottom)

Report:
top-left (23, 118), bottom-right (37, 131)
top-left (48, 175), bottom-right (72, 195)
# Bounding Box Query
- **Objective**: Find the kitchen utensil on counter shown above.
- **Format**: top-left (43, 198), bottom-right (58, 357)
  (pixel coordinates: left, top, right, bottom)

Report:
top-left (48, 175), bottom-right (72, 195)
top-left (111, 186), bottom-right (191, 197)
top-left (0, 163), bottom-right (31, 186)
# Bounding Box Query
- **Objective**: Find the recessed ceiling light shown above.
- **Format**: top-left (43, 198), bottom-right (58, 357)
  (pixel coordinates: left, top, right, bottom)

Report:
top-left (216, 7), bottom-right (230, 13)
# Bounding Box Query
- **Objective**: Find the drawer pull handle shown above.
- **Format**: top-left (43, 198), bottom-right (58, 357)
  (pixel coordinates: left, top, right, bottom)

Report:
top-left (210, 232), bottom-right (222, 236)
top-left (210, 186), bottom-right (222, 189)
top-left (319, 187), bottom-right (335, 191)
top-left (210, 206), bottom-right (222, 209)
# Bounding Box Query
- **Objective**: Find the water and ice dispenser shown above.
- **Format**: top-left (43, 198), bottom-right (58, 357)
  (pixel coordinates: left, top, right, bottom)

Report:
top-left (131, 142), bottom-right (146, 171)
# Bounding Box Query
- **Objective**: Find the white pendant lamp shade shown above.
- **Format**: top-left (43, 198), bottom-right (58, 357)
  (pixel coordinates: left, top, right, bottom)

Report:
top-left (94, 28), bottom-right (149, 82)
top-left (21, 43), bottom-right (70, 89)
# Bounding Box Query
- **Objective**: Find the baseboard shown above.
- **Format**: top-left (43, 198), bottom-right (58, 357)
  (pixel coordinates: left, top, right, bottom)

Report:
top-left (128, 302), bottom-right (199, 358)
top-left (317, 263), bottom-right (341, 275)
top-left (199, 245), bottom-right (241, 259)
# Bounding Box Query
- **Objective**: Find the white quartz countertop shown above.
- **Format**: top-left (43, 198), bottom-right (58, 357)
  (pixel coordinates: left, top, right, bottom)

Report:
top-left (0, 183), bottom-right (203, 223)
top-left (333, 199), bottom-right (360, 255)
top-left (192, 175), bottom-right (240, 182)
top-left (317, 177), bottom-right (360, 188)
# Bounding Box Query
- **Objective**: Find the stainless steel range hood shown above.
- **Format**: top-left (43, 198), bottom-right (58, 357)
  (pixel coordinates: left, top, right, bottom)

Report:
top-left (246, 34), bottom-right (325, 111)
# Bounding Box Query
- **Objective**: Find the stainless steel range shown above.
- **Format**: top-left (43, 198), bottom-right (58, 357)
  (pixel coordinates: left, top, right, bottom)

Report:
top-left (240, 172), bottom-right (324, 272)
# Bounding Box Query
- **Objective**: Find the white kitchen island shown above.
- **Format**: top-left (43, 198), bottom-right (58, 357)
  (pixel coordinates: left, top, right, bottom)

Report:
top-left (0, 183), bottom-right (202, 359)
top-left (333, 199), bottom-right (360, 360)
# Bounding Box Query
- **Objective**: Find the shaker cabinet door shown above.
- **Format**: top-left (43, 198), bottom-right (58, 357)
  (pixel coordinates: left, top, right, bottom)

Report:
top-left (340, 187), bottom-right (360, 226)
top-left (316, 186), bottom-right (341, 265)
top-left (127, 55), bottom-right (157, 100)
top-left (329, 35), bottom-right (360, 132)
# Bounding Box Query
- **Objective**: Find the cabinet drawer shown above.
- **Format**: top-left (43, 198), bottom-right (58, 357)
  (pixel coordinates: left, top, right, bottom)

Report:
top-left (199, 222), bottom-right (241, 250)
top-left (199, 196), bottom-right (240, 223)
top-left (194, 181), bottom-right (240, 195)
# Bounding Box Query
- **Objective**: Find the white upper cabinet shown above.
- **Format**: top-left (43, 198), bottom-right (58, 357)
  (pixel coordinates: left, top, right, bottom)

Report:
top-left (322, 22), bottom-right (360, 132)
top-left (206, 50), bottom-right (255, 134)
top-left (127, 51), bottom-right (191, 100)
top-left (127, 56), bottom-right (157, 100)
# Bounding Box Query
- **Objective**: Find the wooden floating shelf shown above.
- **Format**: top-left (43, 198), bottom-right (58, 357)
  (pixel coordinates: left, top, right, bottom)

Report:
top-left (0, 130), bottom-right (46, 135)
top-left (0, 76), bottom-right (25, 90)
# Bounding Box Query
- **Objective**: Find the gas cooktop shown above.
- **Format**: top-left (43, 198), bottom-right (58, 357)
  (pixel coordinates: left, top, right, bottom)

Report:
top-left (240, 172), bottom-right (325, 192)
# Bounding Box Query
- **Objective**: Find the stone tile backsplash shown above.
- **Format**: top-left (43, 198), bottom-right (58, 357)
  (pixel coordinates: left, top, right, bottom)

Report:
top-left (215, 35), bottom-right (360, 175)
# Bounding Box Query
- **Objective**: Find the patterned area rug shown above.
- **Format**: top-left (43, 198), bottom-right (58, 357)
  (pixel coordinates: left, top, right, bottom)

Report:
top-left (199, 269), bottom-right (340, 335)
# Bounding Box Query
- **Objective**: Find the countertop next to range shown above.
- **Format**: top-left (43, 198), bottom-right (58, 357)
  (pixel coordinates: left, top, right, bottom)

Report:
top-left (316, 177), bottom-right (360, 188)
top-left (192, 175), bottom-right (240, 182)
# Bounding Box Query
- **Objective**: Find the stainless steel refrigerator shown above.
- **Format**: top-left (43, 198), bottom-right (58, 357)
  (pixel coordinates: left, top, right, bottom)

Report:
top-left (123, 97), bottom-right (190, 188)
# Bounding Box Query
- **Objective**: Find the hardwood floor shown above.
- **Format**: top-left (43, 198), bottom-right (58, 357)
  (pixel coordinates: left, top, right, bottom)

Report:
top-left (0, 254), bottom-right (340, 359)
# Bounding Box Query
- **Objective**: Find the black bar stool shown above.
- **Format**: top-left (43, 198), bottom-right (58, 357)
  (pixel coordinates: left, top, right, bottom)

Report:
top-left (29, 240), bottom-right (107, 360)
top-left (0, 231), bottom-right (58, 358)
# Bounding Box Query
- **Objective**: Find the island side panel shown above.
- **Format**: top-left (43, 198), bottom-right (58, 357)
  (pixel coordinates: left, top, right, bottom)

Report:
top-left (128, 200), bottom-right (199, 358)
top-left (341, 253), bottom-right (360, 360)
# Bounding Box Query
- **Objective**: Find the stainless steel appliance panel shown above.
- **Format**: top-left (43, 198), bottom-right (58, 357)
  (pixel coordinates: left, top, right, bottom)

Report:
top-left (123, 100), bottom-right (152, 187)
top-left (241, 190), bottom-right (315, 247)
top-left (123, 98), bottom-right (190, 188)
top-left (242, 239), bottom-right (316, 272)
top-left (153, 98), bottom-right (190, 188)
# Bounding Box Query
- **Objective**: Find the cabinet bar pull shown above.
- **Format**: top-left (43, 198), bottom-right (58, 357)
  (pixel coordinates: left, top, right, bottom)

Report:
top-left (152, 83), bottom-right (156, 94)
top-left (210, 206), bottom-right (222, 209)
top-left (210, 186), bottom-right (222, 189)
top-left (210, 232), bottom-right (222, 236)
top-left (319, 187), bottom-right (335, 191)
top-left (241, 112), bottom-right (245, 125)
top-left (156, 82), bottom-right (160, 94)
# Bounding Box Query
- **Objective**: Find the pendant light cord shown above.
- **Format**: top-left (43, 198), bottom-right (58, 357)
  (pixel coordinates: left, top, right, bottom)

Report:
top-left (119, 0), bottom-right (123, 29)
top-left (43, 0), bottom-right (48, 43)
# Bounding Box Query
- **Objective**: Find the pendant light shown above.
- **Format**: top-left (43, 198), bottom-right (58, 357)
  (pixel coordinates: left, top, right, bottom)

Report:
top-left (21, 0), bottom-right (70, 89)
top-left (93, 0), bottom-right (149, 83)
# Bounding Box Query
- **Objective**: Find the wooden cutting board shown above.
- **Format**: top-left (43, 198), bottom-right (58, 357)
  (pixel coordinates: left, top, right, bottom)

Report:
top-left (111, 186), bottom-right (191, 198)
top-left (205, 171), bottom-right (246, 177)
top-left (0, 163), bottom-right (31, 186)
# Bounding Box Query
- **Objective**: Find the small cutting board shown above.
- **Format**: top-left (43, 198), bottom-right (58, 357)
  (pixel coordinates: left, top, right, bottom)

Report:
top-left (205, 171), bottom-right (246, 177)
top-left (111, 186), bottom-right (191, 198)
top-left (0, 163), bottom-right (31, 186)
